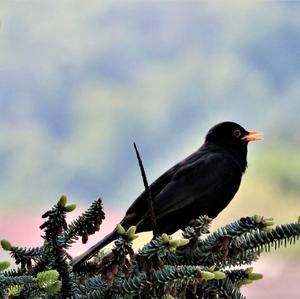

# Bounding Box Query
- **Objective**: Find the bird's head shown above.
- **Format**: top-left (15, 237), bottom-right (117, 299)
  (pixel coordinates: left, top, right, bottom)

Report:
top-left (205, 122), bottom-right (264, 149)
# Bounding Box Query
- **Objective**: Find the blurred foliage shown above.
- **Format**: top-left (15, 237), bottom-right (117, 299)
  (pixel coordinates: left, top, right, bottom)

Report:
top-left (250, 147), bottom-right (300, 195)
top-left (0, 0), bottom-right (299, 236)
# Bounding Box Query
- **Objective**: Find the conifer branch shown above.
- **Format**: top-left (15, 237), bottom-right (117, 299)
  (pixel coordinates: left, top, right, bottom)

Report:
top-left (0, 195), bottom-right (299, 298)
top-left (64, 197), bottom-right (105, 246)
top-left (133, 142), bottom-right (158, 237)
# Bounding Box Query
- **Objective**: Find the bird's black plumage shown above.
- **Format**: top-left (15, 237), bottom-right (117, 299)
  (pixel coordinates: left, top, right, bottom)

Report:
top-left (72, 121), bottom-right (263, 267)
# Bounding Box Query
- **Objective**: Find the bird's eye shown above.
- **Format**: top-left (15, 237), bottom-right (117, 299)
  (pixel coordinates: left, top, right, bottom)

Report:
top-left (233, 129), bottom-right (241, 138)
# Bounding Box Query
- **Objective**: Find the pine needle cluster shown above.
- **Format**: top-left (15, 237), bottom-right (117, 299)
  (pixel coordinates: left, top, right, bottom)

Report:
top-left (0, 196), bottom-right (299, 298)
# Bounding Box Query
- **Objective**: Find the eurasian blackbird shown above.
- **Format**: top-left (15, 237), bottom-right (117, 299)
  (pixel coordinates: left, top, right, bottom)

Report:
top-left (72, 121), bottom-right (263, 267)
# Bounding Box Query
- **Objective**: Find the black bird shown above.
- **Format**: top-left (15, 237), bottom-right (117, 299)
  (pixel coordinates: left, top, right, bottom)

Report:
top-left (72, 121), bottom-right (263, 267)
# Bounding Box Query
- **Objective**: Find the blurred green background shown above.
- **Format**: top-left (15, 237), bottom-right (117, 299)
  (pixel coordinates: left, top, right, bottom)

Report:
top-left (0, 1), bottom-right (300, 297)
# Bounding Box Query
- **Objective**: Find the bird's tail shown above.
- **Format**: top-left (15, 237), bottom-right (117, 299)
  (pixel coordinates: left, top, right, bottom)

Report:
top-left (71, 230), bottom-right (117, 268)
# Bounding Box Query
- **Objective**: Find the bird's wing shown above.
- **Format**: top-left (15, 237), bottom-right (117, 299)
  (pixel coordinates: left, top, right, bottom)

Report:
top-left (122, 150), bottom-right (202, 225)
top-left (147, 152), bottom-right (242, 221)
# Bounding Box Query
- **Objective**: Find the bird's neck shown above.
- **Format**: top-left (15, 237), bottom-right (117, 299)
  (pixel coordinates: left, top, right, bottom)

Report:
top-left (203, 143), bottom-right (248, 173)
top-left (227, 146), bottom-right (248, 173)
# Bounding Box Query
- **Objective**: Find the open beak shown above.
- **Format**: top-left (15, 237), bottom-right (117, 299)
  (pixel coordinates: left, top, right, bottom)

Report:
top-left (242, 130), bottom-right (264, 142)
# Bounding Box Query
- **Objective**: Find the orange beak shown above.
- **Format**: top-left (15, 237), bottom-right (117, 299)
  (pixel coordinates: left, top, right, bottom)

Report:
top-left (242, 130), bottom-right (264, 142)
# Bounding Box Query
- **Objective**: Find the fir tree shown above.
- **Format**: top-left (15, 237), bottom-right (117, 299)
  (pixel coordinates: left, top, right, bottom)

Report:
top-left (0, 145), bottom-right (299, 298)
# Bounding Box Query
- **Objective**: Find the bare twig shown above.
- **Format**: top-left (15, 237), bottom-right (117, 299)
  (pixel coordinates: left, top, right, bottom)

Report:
top-left (133, 142), bottom-right (158, 237)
